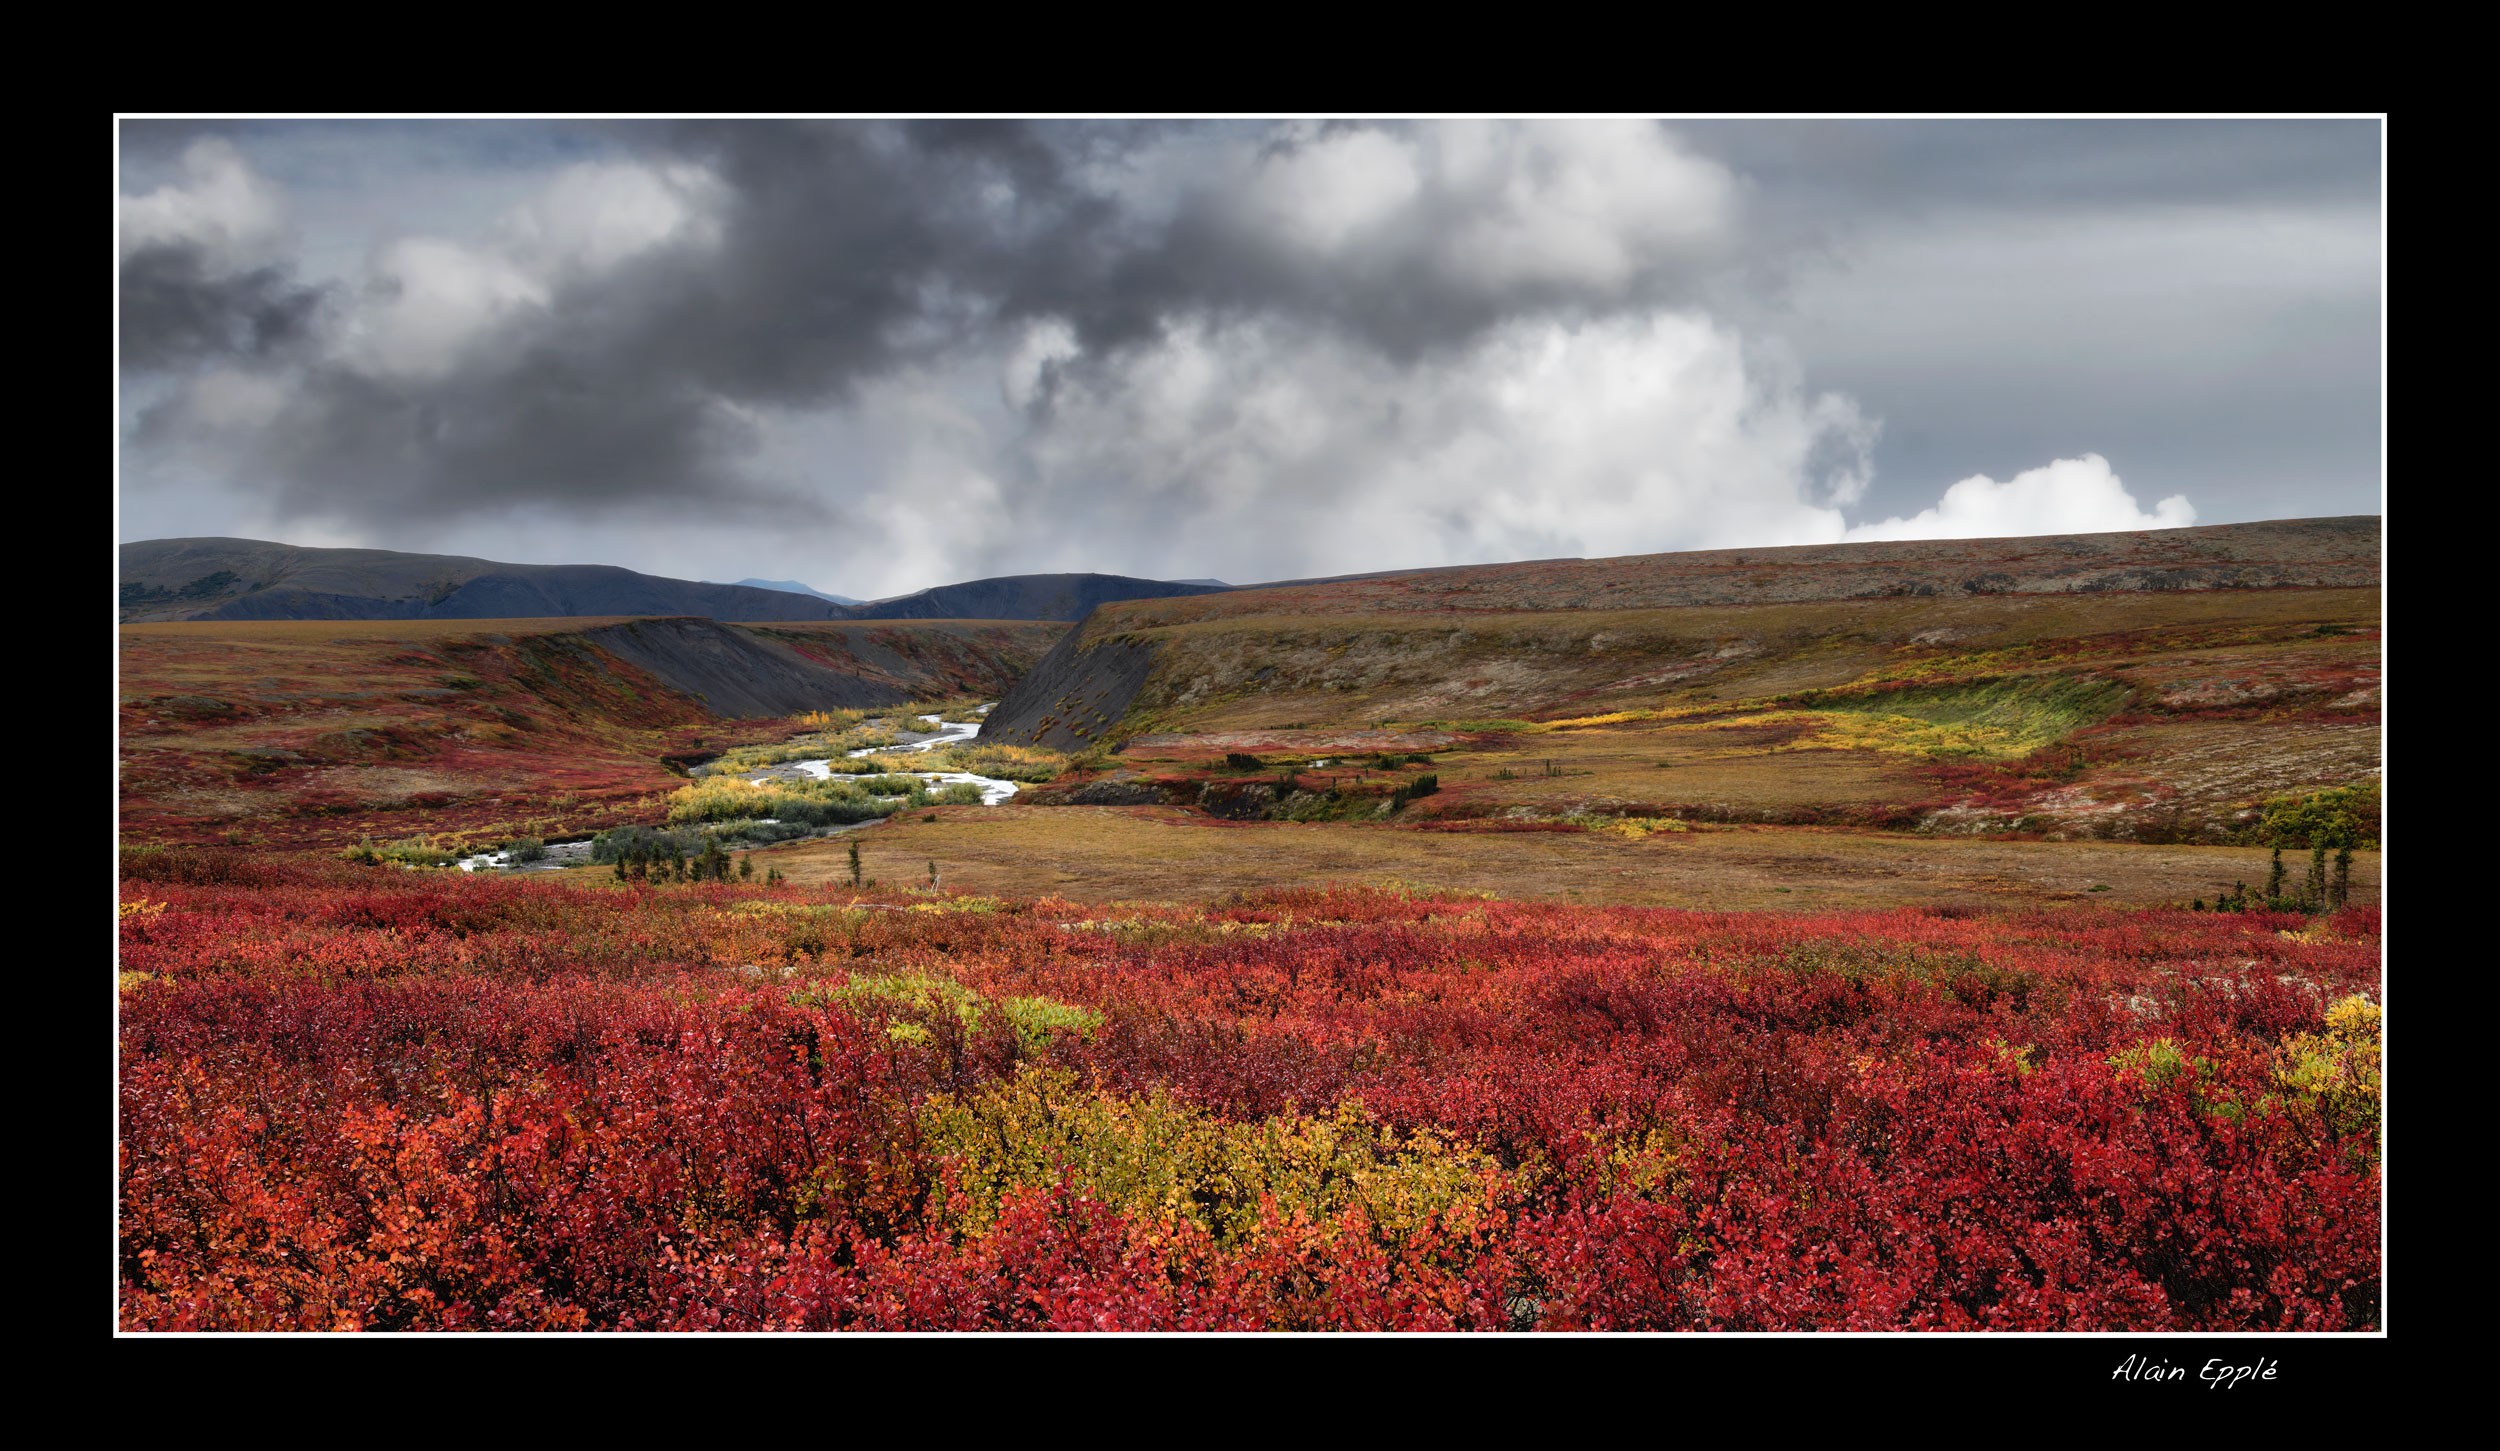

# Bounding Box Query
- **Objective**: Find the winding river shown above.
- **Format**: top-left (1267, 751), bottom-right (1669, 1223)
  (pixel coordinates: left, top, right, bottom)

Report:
top-left (784, 705), bottom-right (1020, 805)
top-left (459, 703), bottom-right (1013, 871)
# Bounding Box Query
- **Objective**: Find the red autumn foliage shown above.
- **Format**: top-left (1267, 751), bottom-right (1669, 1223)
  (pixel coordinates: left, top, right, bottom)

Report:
top-left (118, 855), bottom-right (2381, 1330)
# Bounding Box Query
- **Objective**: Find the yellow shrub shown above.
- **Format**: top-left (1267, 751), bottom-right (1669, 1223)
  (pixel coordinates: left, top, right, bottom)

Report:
top-left (1582, 1124), bottom-right (1686, 1197)
top-left (1593, 816), bottom-right (1692, 839)
top-left (811, 971), bottom-right (1101, 1051)
top-left (917, 1067), bottom-right (1501, 1246)
top-left (2275, 995), bottom-right (2381, 1148)
top-left (1545, 709), bottom-right (1653, 730)
top-left (934, 742), bottom-right (1068, 782)
top-left (1749, 709), bottom-right (2042, 761)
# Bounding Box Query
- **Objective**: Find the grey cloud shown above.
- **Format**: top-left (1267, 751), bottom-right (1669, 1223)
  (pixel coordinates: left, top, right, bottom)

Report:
top-left (137, 120), bottom-right (1737, 531)
top-left (247, 364), bottom-right (787, 524)
top-left (1682, 119), bottom-right (2380, 214)
top-left (119, 245), bottom-right (328, 369)
top-left (651, 119), bottom-right (1739, 374)
top-left (117, 119), bottom-right (2382, 586)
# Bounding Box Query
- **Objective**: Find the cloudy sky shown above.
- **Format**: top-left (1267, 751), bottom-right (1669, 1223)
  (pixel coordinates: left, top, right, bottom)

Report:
top-left (115, 117), bottom-right (2382, 597)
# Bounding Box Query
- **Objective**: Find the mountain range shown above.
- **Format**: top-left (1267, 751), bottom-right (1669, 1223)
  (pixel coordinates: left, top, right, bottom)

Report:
top-left (118, 538), bottom-right (1228, 624)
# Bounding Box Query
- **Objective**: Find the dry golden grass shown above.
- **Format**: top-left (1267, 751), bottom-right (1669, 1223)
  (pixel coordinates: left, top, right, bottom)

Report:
top-left (634, 804), bottom-right (2378, 911)
top-left (1445, 722), bottom-right (1924, 813)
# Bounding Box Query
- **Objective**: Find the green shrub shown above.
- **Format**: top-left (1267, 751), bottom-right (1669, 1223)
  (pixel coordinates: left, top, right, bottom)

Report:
top-left (341, 837), bottom-right (458, 869)
top-left (933, 743), bottom-right (1066, 782)
top-left (1390, 773), bottom-right (1440, 810)
top-left (2255, 782), bottom-right (2380, 850)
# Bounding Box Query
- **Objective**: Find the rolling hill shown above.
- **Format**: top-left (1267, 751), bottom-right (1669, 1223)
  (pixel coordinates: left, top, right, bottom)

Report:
top-left (117, 615), bottom-right (1063, 848)
top-left (119, 538), bottom-right (1229, 625)
top-left (976, 517), bottom-right (2381, 850)
top-left (120, 538), bottom-right (855, 623)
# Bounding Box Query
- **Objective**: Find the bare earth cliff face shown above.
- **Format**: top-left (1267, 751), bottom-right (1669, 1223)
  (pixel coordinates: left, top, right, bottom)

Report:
top-left (577, 618), bottom-right (1055, 717)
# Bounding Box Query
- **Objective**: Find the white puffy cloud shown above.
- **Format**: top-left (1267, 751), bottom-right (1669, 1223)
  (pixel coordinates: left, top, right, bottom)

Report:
top-left (341, 236), bottom-right (549, 381)
top-left (994, 309), bottom-right (1876, 583)
top-left (1232, 125), bottom-right (1424, 254)
top-left (119, 138), bottom-right (289, 271)
top-left (497, 161), bottom-right (725, 279)
top-left (329, 160), bottom-right (726, 381)
top-left (951, 322), bottom-right (2192, 588)
top-left (999, 318), bottom-right (1079, 412)
top-left (1846, 453), bottom-right (2194, 541)
top-left (1220, 119), bottom-right (1737, 300)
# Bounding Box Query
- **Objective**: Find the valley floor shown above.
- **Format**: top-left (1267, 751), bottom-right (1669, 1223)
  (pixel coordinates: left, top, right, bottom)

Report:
top-left (645, 804), bottom-right (2380, 911)
top-left (114, 553), bottom-right (2387, 1331)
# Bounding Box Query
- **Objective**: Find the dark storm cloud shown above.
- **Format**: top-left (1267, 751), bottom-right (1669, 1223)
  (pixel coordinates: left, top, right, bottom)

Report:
top-left (1020, 121), bottom-right (1733, 362)
top-left (625, 119), bottom-right (1093, 403)
top-left (638, 121), bottom-right (1581, 376)
top-left (170, 360), bottom-right (781, 523)
top-left (229, 122), bottom-right (1136, 521)
top-left (258, 119), bottom-right (1140, 518)
top-left (118, 244), bottom-right (328, 369)
top-left (123, 121), bottom-right (1075, 521)
top-left (118, 118), bottom-right (2382, 571)
top-left (128, 119), bottom-right (1739, 526)
top-left (634, 118), bottom-right (1737, 374)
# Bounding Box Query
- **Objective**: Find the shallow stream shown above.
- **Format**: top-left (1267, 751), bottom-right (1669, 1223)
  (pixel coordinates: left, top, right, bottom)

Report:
top-left (458, 703), bottom-right (1010, 872)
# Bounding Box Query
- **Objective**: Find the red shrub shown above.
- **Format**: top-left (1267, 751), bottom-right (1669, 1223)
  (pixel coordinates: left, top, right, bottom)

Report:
top-left (118, 856), bottom-right (2381, 1330)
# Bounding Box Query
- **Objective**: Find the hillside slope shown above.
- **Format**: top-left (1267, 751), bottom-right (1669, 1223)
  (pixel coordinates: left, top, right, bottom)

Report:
top-left (1099, 516), bottom-right (2382, 630)
top-left (988, 518), bottom-right (2380, 746)
top-left (981, 518), bottom-right (2380, 847)
top-left (119, 616), bottom-right (1061, 848)
top-left (121, 538), bottom-right (855, 623)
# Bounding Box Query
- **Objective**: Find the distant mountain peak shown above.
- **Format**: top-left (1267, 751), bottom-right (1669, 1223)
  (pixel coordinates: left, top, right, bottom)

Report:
top-left (719, 578), bottom-right (864, 606)
top-left (840, 572), bottom-right (1230, 622)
